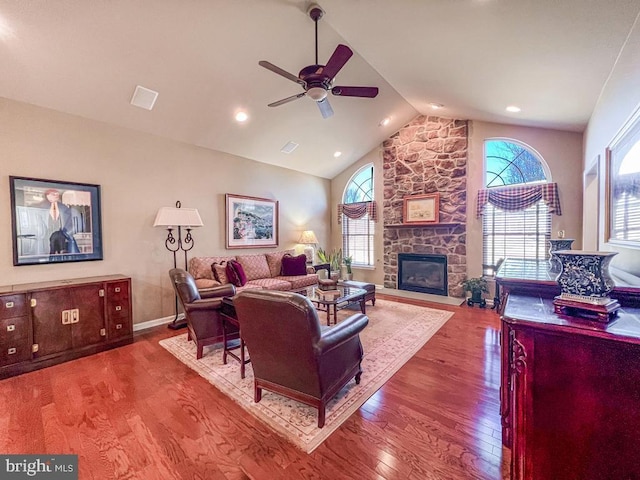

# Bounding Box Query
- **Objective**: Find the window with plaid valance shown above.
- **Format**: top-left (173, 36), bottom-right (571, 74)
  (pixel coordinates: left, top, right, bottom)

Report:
top-left (337, 201), bottom-right (377, 224)
top-left (476, 183), bottom-right (562, 217)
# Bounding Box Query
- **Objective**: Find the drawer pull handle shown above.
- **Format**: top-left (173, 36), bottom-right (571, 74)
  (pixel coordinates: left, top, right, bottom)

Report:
top-left (5, 301), bottom-right (14, 309)
top-left (115, 306), bottom-right (122, 311)
top-left (115, 287), bottom-right (121, 293)
top-left (7, 325), bottom-right (15, 332)
top-left (8, 348), bottom-right (16, 355)
top-left (116, 324), bottom-right (122, 330)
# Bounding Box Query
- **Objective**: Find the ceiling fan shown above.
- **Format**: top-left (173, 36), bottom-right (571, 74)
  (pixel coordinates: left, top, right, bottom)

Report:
top-left (259, 3), bottom-right (379, 119)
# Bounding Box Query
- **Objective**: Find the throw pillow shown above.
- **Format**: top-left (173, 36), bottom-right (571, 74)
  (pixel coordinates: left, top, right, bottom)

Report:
top-left (280, 253), bottom-right (308, 276)
top-left (211, 262), bottom-right (229, 284)
top-left (226, 259), bottom-right (247, 287)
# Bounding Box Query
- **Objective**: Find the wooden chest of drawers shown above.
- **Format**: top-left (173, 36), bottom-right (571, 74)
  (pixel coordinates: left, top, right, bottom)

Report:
top-left (0, 275), bottom-right (133, 379)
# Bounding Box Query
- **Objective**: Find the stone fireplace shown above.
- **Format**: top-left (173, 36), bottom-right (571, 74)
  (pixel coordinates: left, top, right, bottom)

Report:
top-left (382, 115), bottom-right (467, 298)
top-left (398, 253), bottom-right (448, 296)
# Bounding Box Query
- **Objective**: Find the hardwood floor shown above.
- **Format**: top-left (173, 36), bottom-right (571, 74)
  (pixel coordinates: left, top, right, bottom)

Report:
top-left (0, 295), bottom-right (510, 479)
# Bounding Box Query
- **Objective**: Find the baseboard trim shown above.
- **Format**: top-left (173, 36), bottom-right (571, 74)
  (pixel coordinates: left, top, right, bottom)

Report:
top-left (133, 314), bottom-right (185, 332)
top-left (378, 287), bottom-right (465, 306)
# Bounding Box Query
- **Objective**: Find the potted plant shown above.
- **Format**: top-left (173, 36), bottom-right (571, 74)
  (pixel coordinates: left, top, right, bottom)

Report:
top-left (343, 256), bottom-right (353, 280)
top-left (317, 247), bottom-right (343, 280)
top-left (461, 277), bottom-right (488, 308)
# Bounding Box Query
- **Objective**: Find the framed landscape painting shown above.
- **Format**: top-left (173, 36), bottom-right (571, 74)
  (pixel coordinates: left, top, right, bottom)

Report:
top-left (10, 176), bottom-right (103, 266)
top-left (403, 193), bottom-right (440, 224)
top-left (225, 193), bottom-right (278, 249)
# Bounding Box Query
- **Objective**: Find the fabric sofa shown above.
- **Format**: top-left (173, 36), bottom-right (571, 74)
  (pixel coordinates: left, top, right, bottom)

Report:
top-left (188, 250), bottom-right (318, 293)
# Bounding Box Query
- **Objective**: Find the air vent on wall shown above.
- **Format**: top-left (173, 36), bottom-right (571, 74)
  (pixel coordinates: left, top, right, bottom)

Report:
top-left (130, 85), bottom-right (159, 110)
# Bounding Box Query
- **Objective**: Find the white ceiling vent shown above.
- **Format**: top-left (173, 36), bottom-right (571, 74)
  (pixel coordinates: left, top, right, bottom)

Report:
top-left (130, 85), bottom-right (158, 110)
top-left (280, 141), bottom-right (299, 154)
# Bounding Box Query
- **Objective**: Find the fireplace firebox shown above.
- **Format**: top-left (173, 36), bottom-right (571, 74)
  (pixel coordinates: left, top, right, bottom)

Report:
top-left (398, 253), bottom-right (448, 296)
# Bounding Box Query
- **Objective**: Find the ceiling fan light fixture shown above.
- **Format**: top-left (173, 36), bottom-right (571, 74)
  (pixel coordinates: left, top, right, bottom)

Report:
top-left (307, 86), bottom-right (328, 101)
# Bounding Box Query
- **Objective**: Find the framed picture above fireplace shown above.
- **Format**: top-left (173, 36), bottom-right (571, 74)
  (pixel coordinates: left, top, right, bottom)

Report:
top-left (403, 193), bottom-right (440, 224)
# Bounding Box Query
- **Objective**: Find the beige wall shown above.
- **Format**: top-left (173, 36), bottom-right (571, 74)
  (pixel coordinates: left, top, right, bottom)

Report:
top-left (0, 98), bottom-right (330, 324)
top-left (583, 17), bottom-right (640, 277)
top-left (333, 118), bottom-right (584, 283)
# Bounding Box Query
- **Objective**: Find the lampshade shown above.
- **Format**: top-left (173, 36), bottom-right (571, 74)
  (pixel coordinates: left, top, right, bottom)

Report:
top-left (153, 207), bottom-right (203, 228)
top-left (298, 230), bottom-right (318, 244)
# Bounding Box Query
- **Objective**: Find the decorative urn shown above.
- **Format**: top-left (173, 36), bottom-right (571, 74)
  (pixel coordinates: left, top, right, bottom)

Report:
top-left (548, 238), bottom-right (575, 273)
top-left (554, 250), bottom-right (618, 299)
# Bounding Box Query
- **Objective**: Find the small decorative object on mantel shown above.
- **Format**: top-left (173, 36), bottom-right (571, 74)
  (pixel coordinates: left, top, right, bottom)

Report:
top-left (553, 250), bottom-right (620, 322)
top-left (548, 238), bottom-right (575, 273)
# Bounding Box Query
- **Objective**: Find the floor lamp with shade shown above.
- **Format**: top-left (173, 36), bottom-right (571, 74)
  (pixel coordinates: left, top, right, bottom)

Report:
top-left (154, 200), bottom-right (203, 330)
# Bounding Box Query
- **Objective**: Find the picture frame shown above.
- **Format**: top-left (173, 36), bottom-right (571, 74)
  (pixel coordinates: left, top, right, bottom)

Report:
top-left (10, 176), bottom-right (103, 266)
top-left (605, 107), bottom-right (640, 247)
top-left (225, 193), bottom-right (279, 249)
top-left (403, 193), bottom-right (440, 224)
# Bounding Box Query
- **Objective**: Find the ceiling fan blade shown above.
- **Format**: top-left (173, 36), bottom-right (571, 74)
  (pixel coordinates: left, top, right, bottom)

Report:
top-left (259, 61), bottom-right (306, 86)
top-left (268, 92), bottom-right (306, 107)
top-left (321, 44), bottom-right (353, 80)
top-left (332, 86), bottom-right (379, 98)
top-left (317, 98), bottom-right (334, 119)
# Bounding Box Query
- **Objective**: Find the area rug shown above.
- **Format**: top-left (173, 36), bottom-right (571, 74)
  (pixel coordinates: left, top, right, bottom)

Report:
top-left (159, 299), bottom-right (453, 453)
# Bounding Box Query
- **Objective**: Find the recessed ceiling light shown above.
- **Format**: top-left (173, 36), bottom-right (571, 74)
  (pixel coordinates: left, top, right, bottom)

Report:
top-left (379, 117), bottom-right (390, 127)
top-left (333, 151), bottom-right (342, 158)
top-left (506, 105), bottom-right (521, 113)
top-left (429, 103), bottom-right (444, 110)
top-left (235, 111), bottom-right (249, 122)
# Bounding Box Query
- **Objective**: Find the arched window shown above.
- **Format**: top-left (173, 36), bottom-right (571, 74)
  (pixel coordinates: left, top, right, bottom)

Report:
top-left (609, 118), bottom-right (640, 243)
top-left (485, 139), bottom-right (549, 187)
top-left (341, 164), bottom-right (374, 266)
top-left (482, 139), bottom-right (553, 274)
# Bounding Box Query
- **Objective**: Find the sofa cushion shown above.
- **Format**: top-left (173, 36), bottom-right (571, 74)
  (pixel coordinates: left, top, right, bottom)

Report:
top-left (281, 253), bottom-right (308, 276)
top-left (236, 254), bottom-right (271, 281)
top-left (265, 249), bottom-right (295, 277)
top-left (195, 278), bottom-right (222, 289)
top-left (189, 256), bottom-right (235, 280)
top-left (226, 260), bottom-right (247, 287)
top-left (212, 262), bottom-right (229, 284)
top-left (245, 278), bottom-right (292, 291)
top-left (276, 274), bottom-right (318, 291)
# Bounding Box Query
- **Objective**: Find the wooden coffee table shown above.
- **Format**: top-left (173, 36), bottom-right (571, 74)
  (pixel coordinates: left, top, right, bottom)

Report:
top-left (306, 285), bottom-right (367, 325)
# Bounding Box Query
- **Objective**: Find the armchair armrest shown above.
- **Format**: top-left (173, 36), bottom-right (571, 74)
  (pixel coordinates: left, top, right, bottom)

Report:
top-left (316, 313), bottom-right (369, 355)
top-left (185, 297), bottom-right (225, 313)
top-left (199, 283), bottom-right (236, 299)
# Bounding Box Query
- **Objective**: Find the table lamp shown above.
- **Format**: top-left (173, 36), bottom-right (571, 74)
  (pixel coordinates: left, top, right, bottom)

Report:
top-left (298, 230), bottom-right (318, 264)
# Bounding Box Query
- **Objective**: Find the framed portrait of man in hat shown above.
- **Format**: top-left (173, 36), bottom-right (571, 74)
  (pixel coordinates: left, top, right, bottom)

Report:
top-left (9, 176), bottom-right (103, 266)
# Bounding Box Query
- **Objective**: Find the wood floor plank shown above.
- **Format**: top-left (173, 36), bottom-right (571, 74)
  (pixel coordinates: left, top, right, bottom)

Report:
top-left (0, 297), bottom-right (510, 479)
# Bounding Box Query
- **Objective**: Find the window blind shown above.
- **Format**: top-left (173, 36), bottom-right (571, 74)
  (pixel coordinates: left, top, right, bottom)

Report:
top-left (342, 214), bottom-right (374, 266)
top-left (482, 202), bottom-right (551, 274)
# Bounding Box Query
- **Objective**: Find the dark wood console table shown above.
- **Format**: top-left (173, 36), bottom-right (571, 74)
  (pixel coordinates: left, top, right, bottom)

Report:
top-left (495, 258), bottom-right (640, 315)
top-left (501, 293), bottom-right (640, 479)
top-left (0, 275), bottom-right (133, 379)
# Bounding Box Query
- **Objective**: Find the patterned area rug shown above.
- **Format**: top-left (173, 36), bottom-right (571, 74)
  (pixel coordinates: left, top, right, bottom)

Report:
top-left (159, 299), bottom-right (453, 453)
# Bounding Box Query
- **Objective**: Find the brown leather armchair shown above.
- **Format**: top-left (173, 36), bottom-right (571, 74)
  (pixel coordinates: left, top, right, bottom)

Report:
top-left (233, 289), bottom-right (369, 428)
top-left (169, 268), bottom-right (237, 359)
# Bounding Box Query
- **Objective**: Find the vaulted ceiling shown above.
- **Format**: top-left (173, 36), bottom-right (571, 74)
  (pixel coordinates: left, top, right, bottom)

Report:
top-left (1, 1), bottom-right (638, 178)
